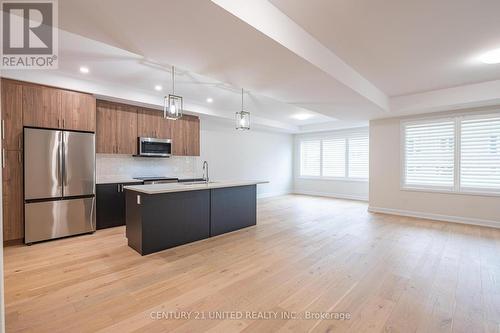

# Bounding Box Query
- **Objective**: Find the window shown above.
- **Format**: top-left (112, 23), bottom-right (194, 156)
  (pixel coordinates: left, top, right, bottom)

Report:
top-left (322, 138), bottom-right (345, 177)
top-left (300, 140), bottom-right (320, 176)
top-left (299, 133), bottom-right (369, 180)
top-left (402, 114), bottom-right (500, 195)
top-left (348, 136), bottom-right (369, 179)
top-left (460, 115), bottom-right (500, 192)
top-left (403, 120), bottom-right (455, 190)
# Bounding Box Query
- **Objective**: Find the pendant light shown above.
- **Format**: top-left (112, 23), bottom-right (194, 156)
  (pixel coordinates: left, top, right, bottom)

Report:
top-left (235, 88), bottom-right (250, 130)
top-left (163, 66), bottom-right (183, 120)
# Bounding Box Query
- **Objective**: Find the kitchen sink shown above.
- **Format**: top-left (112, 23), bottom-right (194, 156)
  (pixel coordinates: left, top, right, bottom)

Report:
top-left (181, 181), bottom-right (217, 185)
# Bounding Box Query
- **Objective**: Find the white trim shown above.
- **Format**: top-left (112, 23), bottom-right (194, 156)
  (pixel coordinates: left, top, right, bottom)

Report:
top-left (294, 190), bottom-right (368, 202)
top-left (257, 191), bottom-right (291, 199)
top-left (297, 176), bottom-right (368, 183)
top-left (368, 206), bottom-right (500, 229)
top-left (401, 186), bottom-right (500, 198)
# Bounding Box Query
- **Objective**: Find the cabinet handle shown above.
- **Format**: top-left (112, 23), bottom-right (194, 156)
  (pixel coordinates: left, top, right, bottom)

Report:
top-left (18, 151), bottom-right (21, 163)
top-left (1, 120), bottom-right (4, 140)
top-left (58, 118), bottom-right (60, 127)
top-left (18, 137), bottom-right (21, 150)
top-left (62, 119), bottom-right (65, 128)
top-left (2, 149), bottom-right (5, 168)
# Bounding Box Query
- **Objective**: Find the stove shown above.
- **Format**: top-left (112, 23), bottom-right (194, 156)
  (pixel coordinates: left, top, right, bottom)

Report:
top-left (133, 176), bottom-right (178, 184)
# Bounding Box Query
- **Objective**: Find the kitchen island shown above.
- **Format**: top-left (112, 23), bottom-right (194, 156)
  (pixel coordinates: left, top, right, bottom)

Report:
top-left (124, 181), bottom-right (268, 255)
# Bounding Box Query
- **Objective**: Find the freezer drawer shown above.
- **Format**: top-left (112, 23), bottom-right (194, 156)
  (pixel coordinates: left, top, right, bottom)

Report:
top-left (25, 197), bottom-right (96, 243)
top-left (24, 128), bottom-right (62, 200)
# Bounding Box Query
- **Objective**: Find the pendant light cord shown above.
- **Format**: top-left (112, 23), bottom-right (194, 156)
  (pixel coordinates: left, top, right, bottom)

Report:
top-left (241, 88), bottom-right (244, 111)
top-left (172, 66), bottom-right (175, 94)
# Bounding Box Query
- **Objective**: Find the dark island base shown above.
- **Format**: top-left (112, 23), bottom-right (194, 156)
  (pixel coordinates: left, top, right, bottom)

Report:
top-left (125, 185), bottom-right (257, 255)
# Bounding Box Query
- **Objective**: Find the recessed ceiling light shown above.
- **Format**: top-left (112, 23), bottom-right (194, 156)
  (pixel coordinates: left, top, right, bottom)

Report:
top-left (154, 85), bottom-right (163, 91)
top-left (206, 97), bottom-right (213, 103)
top-left (79, 66), bottom-right (89, 74)
top-left (479, 48), bottom-right (500, 64)
top-left (291, 113), bottom-right (313, 120)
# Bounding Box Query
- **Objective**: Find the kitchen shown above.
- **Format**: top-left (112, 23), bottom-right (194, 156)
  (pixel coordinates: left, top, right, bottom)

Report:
top-left (2, 78), bottom-right (267, 252)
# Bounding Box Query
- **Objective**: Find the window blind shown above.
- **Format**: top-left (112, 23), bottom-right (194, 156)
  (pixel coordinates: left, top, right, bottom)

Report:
top-left (322, 138), bottom-right (346, 177)
top-left (404, 120), bottom-right (455, 189)
top-left (460, 116), bottom-right (500, 191)
top-left (300, 140), bottom-right (321, 176)
top-left (348, 136), bottom-right (369, 179)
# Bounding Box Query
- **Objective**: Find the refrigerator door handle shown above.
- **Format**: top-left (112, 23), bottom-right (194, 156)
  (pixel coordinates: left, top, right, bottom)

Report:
top-left (62, 132), bottom-right (66, 188)
top-left (58, 132), bottom-right (63, 191)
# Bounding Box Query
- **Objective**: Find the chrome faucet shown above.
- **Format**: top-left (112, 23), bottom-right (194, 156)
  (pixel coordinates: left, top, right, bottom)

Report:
top-left (202, 161), bottom-right (209, 184)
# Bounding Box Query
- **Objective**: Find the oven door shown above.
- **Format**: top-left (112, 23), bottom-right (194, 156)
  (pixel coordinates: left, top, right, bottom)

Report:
top-left (138, 138), bottom-right (172, 156)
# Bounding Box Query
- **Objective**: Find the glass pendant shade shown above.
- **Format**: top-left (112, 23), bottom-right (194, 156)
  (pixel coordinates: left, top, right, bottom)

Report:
top-left (163, 66), bottom-right (183, 120)
top-left (235, 110), bottom-right (250, 130)
top-left (164, 94), bottom-right (183, 120)
top-left (235, 88), bottom-right (250, 130)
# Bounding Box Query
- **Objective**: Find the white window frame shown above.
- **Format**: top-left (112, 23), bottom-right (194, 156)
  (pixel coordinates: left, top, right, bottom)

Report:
top-left (400, 113), bottom-right (500, 197)
top-left (298, 131), bottom-right (369, 182)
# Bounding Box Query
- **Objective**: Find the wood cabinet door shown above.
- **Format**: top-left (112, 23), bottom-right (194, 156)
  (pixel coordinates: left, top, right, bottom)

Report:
top-left (1, 80), bottom-right (23, 150)
top-left (23, 84), bottom-right (61, 129)
top-left (61, 90), bottom-right (96, 132)
top-left (185, 116), bottom-right (200, 156)
top-left (97, 101), bottom-right (137, 154)
top-left (96, 101), bottom-right (116, 153)
top-left (172, 115), bottom-right (200, 156)
top-left (159, 118), bottom-right (173, 140)
top-left (137, 107), bottom-right (161, 138)
top-left (171, 117), bottom-right (186, 155)
top-left (2, 150), bottom-right (23, 241)
top-left (115, 104), bottom-right (138, 154)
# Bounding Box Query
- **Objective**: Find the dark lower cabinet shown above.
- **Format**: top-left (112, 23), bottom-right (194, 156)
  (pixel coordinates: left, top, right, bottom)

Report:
top-left (210, 185), bottom-right (257, 236)
top-left (96, 182), bottom-right (142, 229)
top-left (125, 184), bottom-right (257, 255)
top-left (126, 190), bottom-right (210, 255)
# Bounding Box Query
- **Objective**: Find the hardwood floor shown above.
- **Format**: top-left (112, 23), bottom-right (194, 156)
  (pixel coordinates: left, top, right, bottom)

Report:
top-left (4, 195), bottom-right (500, 333)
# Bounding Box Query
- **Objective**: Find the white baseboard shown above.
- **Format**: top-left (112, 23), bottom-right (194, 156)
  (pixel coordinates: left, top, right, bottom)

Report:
top-left (258, 191), bottom-right (291, 199)
top-left (293, 190), bottom-right (368, 202)
top-left (368, 206), bottom-right (500, 229)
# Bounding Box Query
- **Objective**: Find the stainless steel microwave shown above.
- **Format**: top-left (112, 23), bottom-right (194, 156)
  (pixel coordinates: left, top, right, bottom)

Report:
top-left (137, 137), bottom-right (172, 157)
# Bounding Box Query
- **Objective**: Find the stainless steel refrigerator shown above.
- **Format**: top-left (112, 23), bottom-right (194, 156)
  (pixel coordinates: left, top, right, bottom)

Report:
top-left (24, 128), bottom-right (96, 244)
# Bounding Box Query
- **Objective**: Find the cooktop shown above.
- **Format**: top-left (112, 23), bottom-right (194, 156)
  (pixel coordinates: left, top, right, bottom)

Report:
top-left (133, 176), bottom-right (178, 181)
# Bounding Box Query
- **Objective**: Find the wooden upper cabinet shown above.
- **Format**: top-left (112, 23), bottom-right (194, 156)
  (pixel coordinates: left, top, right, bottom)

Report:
top-left (23, 84), bottom-right (61, 129)
top-left (137, 107), bottom-right (161, 138)
top-left (61, 90), bottom-right (96, 132)
top-left (115, 104), bottom-right (137, 154)
top-left (159, 118), bottom-right (173, 139)
top-left (172, 115), bottom-right (200, 156)
top-left (96, 101), bottom-right (115, 154)
top-left (2, 150), bottom-right (23, 241)
top-left (22, 82), bottom-right (96, 132)
top-left (96, 101), bottom-right (137, 154)
top-left (185, 116), bottom-right (200, 156)
top-left (1, 79), bottom-right (23, 150)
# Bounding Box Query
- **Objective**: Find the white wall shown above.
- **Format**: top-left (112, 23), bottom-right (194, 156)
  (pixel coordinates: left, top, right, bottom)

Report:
top-left (97, 117), bottom-right (294, 198)
top-left (198, 119), bottom-right (293, 198)
top-left (369, 108), bottom-right (500, 228)
top-left (293, 128), bottom-right (369, 201)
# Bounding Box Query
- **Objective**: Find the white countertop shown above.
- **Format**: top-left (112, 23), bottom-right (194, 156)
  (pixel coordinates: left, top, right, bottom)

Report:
top-left (123, 180), bottom-right (269, 194)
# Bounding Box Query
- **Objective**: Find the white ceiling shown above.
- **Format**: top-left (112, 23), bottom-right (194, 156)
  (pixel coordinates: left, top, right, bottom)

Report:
top-left (270, 0), bottom-right (500, 97)
top-left (3, 0), bottom-right (500, 133)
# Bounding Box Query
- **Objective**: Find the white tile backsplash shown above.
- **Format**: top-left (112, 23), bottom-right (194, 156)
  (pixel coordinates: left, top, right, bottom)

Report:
top-left (96, 154), bottom-right (201, 181)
